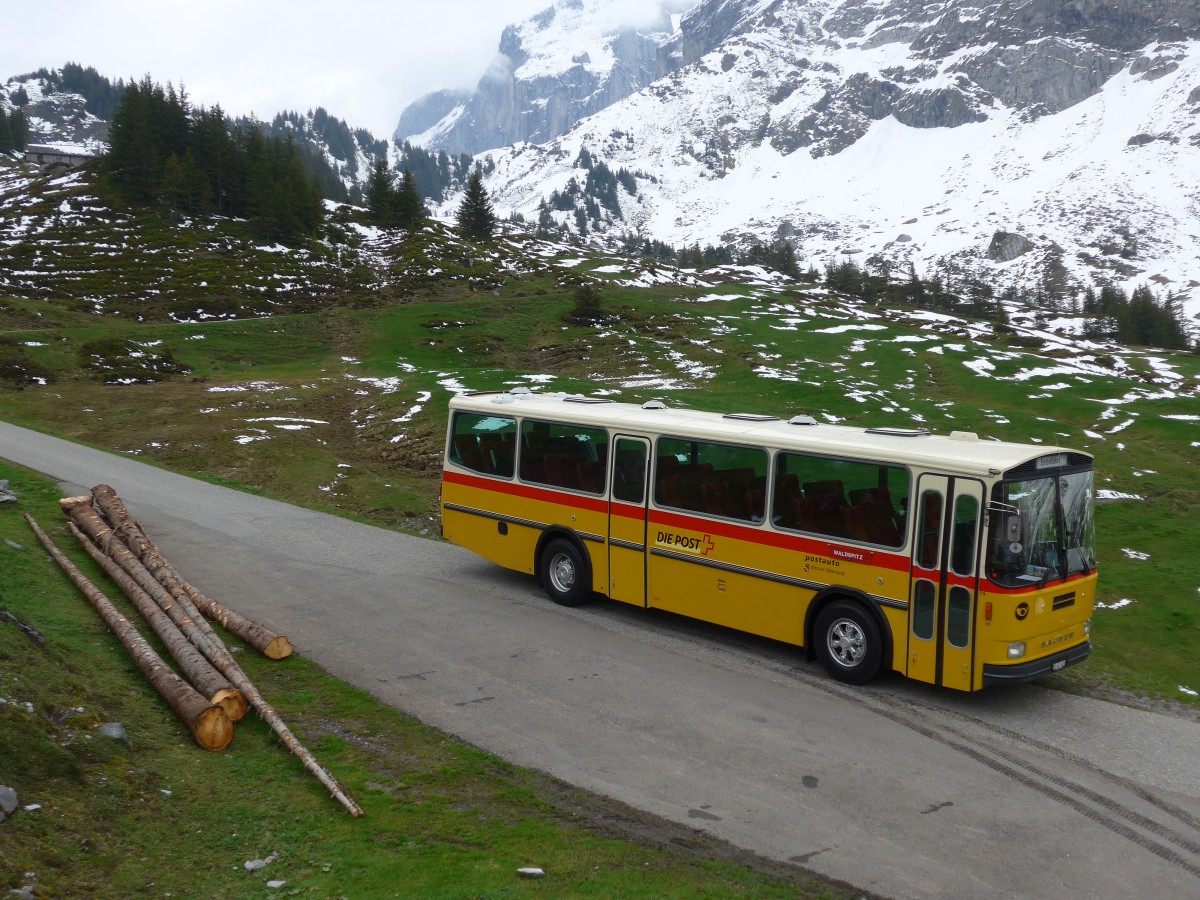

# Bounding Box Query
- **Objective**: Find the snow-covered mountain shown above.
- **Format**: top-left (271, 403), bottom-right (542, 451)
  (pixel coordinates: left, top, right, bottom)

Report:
top-left (395, 0), bottom-right (700, 154)
top-left (413, 0), bottom-right (1200, 322)
top-left (0, 70), bottom-right (111, 153)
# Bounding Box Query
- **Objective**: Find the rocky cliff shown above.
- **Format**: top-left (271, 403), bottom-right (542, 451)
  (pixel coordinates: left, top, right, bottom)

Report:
top-left (394, 0), bottom-right (697, 154)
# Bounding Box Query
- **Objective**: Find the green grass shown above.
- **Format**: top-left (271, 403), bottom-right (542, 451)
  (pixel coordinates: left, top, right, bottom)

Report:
top-left (2, 280), bottom-right (1198, 706)
top-left (2, 160), bottom-right (1198, 709)
top-left (0, 463), bottom-right (853, 898)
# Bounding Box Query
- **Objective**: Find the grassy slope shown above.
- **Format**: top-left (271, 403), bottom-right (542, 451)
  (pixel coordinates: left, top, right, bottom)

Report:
top-left (0, 462), bottom-right (853, 898)
top-left (4, 274), bottom-right (1198, 701)
top-left (2, 161), bottom-right (1198, 702)
top-left (0, 164), bottom-right (1197, 894)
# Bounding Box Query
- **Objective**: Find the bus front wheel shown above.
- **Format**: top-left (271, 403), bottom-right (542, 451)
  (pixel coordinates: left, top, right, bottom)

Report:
top-left (814, 600), bottom-right (882, 685)
top-left (540, 539), bottom-right (591, 607)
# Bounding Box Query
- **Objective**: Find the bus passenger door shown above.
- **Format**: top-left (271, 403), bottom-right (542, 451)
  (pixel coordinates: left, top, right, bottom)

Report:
top-left (607, 436), bottom-right (650, 607)
top-left (908, 476), bottom-right (985, 690)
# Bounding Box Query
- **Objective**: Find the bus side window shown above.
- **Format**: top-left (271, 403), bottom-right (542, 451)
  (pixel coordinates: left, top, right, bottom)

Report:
top-left (519, 419), bottom-right (607, 493)
top-left (774, 451), bottom-right (909, 548)
top-left (449, 412), bottom-right (516, 477)
top-left (656, 437), bottom-right (766, 522)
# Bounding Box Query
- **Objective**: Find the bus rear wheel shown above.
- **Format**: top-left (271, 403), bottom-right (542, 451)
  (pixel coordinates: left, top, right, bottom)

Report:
top-left (814, 600), bottom-right (882, 685)
top-left (540, 539), bottom-right (591, 607)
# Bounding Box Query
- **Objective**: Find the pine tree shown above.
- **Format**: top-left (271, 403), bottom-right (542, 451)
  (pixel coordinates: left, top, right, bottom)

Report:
top-left (192, 105), bottom-right (237, 215)
top-left (365, 157), bottom-right (395, 225)
top-left (0, 108), bottom-right (12, 154)
top-left (99, 77), bottom-right (321, 244)
top-left (568, 282), bottom-right (603, 323)
top-left (456, 168), bottom-right (495, 241)
top-left (395, 168), bottom-right (425, 229)
top-left (161, 153), bottom-right (185, 210)
top-left (9, 109), bottom-right (29, 151)
top-left (105, 77), bottom-right (163, 201)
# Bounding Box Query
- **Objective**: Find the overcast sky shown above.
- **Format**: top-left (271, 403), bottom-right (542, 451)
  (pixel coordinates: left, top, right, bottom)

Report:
top-left (4, 0), bottom-right (556, 137)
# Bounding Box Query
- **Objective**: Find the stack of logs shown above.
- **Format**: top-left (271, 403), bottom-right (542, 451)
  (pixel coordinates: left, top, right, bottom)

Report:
top-left (25, 484), bottom-right (363, 816)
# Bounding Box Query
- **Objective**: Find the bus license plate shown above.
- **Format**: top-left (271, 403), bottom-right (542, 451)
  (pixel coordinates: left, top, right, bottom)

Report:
top-left (1052, 659), bottom-right (1067, 672)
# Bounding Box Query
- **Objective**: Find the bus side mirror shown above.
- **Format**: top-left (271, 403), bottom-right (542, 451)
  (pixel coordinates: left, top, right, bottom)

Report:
top-left (1005, 515), bottom-right (1022, 544)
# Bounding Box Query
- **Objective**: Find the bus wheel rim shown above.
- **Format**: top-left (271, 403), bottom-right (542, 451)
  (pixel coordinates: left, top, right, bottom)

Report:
top-left (827, 618), bottom-right (866, 667)
top-left (550, 553), bottom-right (575, 593)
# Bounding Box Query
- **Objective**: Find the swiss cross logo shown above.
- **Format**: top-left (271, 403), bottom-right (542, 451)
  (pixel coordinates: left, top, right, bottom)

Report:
top-left (701, 534), bottom-right (715, 556)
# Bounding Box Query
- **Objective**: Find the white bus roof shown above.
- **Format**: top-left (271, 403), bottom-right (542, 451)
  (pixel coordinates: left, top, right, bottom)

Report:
top-left (449, 391), bottom-right (1092, 479)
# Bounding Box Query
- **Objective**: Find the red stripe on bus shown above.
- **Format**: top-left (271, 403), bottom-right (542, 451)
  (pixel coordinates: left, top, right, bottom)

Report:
top-left (647, 507), bottom-right (912, 573)
top-left (442, 469), bottom-right (609, 515)
top-left (981, 570), bottom-right (1096, 595)
top-left (446, 469), bottom-right (932, 576)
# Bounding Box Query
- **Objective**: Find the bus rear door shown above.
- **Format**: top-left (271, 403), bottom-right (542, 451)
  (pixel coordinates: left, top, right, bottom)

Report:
top-left (608, 436), bottom-right (650, 607)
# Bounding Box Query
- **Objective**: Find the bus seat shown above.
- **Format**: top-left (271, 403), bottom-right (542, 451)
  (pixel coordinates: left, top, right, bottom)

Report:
top-left (849, 487), bottom-right (901, 544)
top-left (745, 488), bottom-right (765, 522)
top-left (779, 472), bottom-right (800, 501)
top-left (453, 434), bottom-right (489, 473)
top-left (700, 481), bottom-right (732, 518)
top-left (842, 504), bottom-right (873, 542)
top-left (772, 473), bottom-right (801, 525)
top-left (616, 450), bottom-right (643, 479)
top-left (850, 486), bottom-right (892, 508)
top-left (804, 480), bottom-right (847, 509)
top-left (721, 467), bottom-right (757, 491)
top-left (576, 460), bottom-right (605, 493)
top-left (676, 478), bottom-right (704, 513)
top-left (793, 496), bottom-right (822, 531)
top-left (657, 474), bottom-right (681, 508)
top-left (480, 438), bottom-right (513, 477)
top-left (543, 454), bottom-right (579, 490)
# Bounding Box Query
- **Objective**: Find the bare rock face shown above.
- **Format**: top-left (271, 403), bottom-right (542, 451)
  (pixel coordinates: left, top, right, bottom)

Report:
top-left (956, 39), bottom-right (1125, 116)
top-left (395, 2), bottom-right (688, 154)
top-left (398, 0), bottom-right (1200, 157)
top-left (770, 74), bottom-right (898, 157)
top-left (0, 784), bottom-right (18, 823)
top-left (988, 231), bottom-right (1035, 263)
top-left (891, 84), bottom-right (990, 129)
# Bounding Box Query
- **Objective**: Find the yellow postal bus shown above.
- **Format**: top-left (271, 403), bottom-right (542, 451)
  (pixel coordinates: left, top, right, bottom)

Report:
top-left (440, 389), bottom-right (1097, 692)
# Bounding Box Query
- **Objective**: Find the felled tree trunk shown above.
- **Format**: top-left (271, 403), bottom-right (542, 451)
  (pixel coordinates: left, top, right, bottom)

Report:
top-left (61, 497), bottom-right (363, 817)
top-left (68, 522), bottom-right (247, 722)
top-left (90, 484), bottom-right (293, 659)
top-left (25, 514), bottom-right (233, 751)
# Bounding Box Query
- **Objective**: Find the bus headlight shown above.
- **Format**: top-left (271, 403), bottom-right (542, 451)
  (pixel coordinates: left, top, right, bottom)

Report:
top-left (1084, 619), bottom-right (1091, 636)
top-left (1007, 642), bottom-right (1026, 660)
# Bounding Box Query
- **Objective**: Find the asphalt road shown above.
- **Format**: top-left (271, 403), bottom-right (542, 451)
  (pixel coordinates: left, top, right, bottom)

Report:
top-left (3, 419), bottom-right (1199, 899)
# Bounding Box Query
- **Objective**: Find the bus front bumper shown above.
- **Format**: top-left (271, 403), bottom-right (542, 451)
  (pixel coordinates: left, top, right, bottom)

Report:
top-left (982, 641), bottom-right (1092, 688)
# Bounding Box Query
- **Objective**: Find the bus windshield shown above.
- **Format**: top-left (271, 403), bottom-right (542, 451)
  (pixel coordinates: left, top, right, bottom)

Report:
top-left (987, 470), bottom-right (1095, 587)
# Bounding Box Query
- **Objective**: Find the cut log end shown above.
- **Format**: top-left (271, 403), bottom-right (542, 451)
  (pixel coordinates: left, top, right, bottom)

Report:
top-left (210, 688), bottom-right (249, 723)
top-left (192, 705), bottom-right (235, 752)
top-left (263, 636), bottom-right (294, 660)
